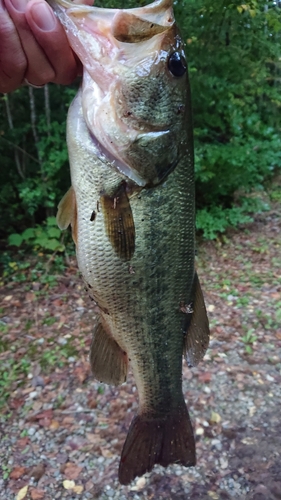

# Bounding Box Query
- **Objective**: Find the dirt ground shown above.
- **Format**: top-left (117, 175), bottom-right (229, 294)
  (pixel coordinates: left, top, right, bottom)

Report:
top-left (0, 202), bottom-right (280, 500)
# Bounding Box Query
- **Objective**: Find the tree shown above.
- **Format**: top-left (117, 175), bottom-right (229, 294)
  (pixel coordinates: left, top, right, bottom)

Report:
top-left (1, 0), bottom-right (280, 243)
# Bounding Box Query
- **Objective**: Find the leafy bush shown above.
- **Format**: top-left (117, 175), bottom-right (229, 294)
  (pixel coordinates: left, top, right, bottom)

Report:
top-left (176, 0), bottom-right (281, 236)
top-left (0, 0), bottom-right (280, 242)
top-left (0, 86), bottom-right (74, 238)
top-left (8, 217), bottom-right (65, 253)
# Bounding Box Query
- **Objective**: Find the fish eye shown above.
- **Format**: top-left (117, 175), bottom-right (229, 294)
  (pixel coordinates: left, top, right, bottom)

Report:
top-left (168, 51), bottom-right (187, 77)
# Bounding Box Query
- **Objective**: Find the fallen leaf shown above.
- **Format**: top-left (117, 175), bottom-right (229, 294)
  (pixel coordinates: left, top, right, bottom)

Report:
top-left (63, 463), bottom-right (83, 480)
top-left (13, 300), bottom-right (22, 307)
top-left (30, 463), bottom-right (45, 481)
top-left (73, 485), bottom-right (84, 494)
top-left (16, 485), bottom-right (28, 500)
top-left (241, 437), bottom-right (257, 445)
top-left (33, 409), bottom-right (53, 420)
top-left (85, 480), bottom-right (94, 492)
top-left (219, 457), bottom-right (228, 469)
top-left (38, 418), bottom-right (52, 428)
top-left (100, 448), bottom-right (113, 458)
top-left (74, 364), bottom-right (89, 383)
top-left (4, 295), bottom-right (13, 301)
top-left (63, 480), bottom-right (75, 490)
top-left (208, 491), bottom-right (219, 499)
top-left (30, 488), bottom-right (45, 500)
top-left (198, 372), bottom-right (212, 383)
top-left (249, 406), bottom-right (256, 417)
top-left (10, 398), bottom-right (25, 410)
top-left (10, 466), bottom-right (27, 480)
top-left (210, 411), bottom-right (221, 424)
top-left (52, 299), bottom-right (64, 307)
top-left (49, 420), bottom-right (60, 430)
top-left (25, 292), bottom-right (35, 302)
top-left (86, 433), bottom-right (103, 445)
top-left (17, 438), bottom-right (30, 449)
top-left (130, 477), bottom-right (146, 491)
top-left (57, 317), bottom-right (66, 329)
top-left (62, 416), bottom-right (75, 426)
top-left (32, 401), bottom-right (43, 411)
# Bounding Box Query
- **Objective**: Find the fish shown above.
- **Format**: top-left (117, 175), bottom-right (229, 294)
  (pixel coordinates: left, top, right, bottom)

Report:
top-left (48, 0), bottom-right (210, 485)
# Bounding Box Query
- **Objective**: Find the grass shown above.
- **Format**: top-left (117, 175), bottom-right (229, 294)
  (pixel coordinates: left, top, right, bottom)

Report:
top-left (0, 337), bottom-right (82, 408)
top-left (241, 329), bottom-right (258, 355)
top-left (0, 276), bottom-right (86, 410)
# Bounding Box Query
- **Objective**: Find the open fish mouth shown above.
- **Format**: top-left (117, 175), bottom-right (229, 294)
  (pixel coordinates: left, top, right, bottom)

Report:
top-left (48, 0), bottom-right (183, 186)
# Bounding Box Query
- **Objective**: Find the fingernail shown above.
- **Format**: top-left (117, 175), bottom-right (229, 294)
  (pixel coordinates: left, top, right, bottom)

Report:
top-left (9, 0), bottom-right (29, 13)
top-left (30, 2), bottom-right (56, 31)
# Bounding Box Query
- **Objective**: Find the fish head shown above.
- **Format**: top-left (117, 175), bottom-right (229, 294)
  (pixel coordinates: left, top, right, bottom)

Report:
top-left (49, 0), bottom-right (191, 187)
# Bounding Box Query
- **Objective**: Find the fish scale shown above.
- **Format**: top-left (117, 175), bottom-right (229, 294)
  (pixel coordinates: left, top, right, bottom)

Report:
top-left (51, 0), bottom-right (209, 485)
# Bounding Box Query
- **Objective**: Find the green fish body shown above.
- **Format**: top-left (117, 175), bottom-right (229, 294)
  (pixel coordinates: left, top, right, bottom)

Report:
top-left (51, 0), bottom-right (210, 484)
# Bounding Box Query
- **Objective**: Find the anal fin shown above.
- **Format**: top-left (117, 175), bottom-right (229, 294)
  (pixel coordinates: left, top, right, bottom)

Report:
top-left (100, 182), bottom-right (135, 261)
top-left (90, 321), bottom-right (128, 386)
top-left (183, 272), bottom-right (210, 366)
top-left (119, 402), bottom-right (195, 485)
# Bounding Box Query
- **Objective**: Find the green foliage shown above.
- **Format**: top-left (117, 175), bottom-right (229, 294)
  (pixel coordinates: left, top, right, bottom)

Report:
top-left (0, 1), bottom-right (280, 242)
top-left (196, 194), bottom-right (269, 238)
top-left (176, 0), bottom-right (281, 235)
top-left (0, 357), bottom-right (31, 407)
top-left (8, 217), bottom-right (65, 253)
top-left (241, 328), bottom-right (258, 355)
top-left (0, 85), bottom-right (75, 238)
top-left (0, 247), bottom-right (71, 287)
top-left (196, 206), bottom-right (253, 239)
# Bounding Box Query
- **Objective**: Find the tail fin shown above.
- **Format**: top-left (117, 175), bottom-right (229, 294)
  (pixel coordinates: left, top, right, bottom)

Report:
top-left (118, 404), bottom-right (195, 485)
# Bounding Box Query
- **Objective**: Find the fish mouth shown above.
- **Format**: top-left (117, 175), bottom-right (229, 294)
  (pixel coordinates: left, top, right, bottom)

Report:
top-left (48, 0), bottom-right (174, 27)
top-left (48, 0), bottom-right (179, 186)
top-left (48, 0), bottom-right (175, 89)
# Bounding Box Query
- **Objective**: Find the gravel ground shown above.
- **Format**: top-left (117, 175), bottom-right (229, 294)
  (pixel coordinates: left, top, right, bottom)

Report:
top-left (0, 204), bottom-right (280, 500)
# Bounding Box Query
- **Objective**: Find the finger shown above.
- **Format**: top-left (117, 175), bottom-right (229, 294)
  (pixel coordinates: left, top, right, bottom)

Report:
top-left (4, 0), bottom-right (55, 86)
top-left (71, 0), bottom-right (93, 76)
top-left (25, 0), bottom-right (79, 85)
top-left (72, 0), bottom-right (95, 4)
top-left (0, 0), bottom-right (27, 93)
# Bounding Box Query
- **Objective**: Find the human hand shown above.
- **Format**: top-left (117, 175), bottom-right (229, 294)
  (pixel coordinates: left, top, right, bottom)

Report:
top-left (0, 0), bottom-right (93, 93)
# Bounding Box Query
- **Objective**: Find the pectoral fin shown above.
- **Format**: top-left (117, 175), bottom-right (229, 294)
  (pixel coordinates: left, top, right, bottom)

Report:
top-left (100, 183), bottom-right (135, 261)
top-left (90, 321), bottom-right (128, 386)
top-left (183, 272), bottom-right (210, 366)
top-left (56, 186), bottom-right (78, 245)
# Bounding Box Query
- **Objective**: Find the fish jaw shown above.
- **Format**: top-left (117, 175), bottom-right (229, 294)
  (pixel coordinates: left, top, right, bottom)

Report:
top-left (47, 0), bottom-right (188, 187)
top-left (47, 0), bottom-right (174, 88)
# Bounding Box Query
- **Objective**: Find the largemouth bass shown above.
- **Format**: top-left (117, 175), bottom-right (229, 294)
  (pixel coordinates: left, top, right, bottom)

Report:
top-left (49, 0), bottom-right (209, 485)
